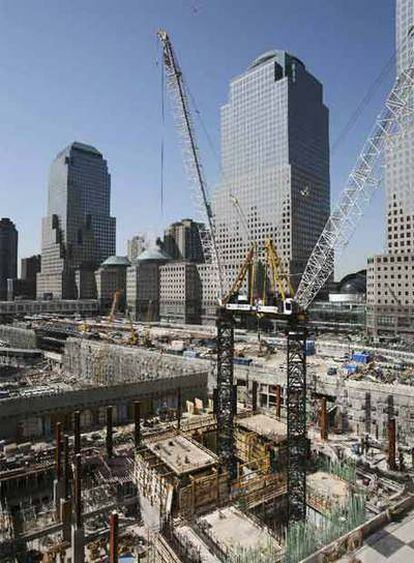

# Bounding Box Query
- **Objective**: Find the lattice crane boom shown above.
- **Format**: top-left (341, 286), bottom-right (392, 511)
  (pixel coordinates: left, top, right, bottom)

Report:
top-left (295, 63), bottom-right (414, 311)
top-left (157, 29), bottom-right (224, 299)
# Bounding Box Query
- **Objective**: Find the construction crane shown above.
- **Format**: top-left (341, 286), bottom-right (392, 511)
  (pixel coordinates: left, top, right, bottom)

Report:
top-left (158, 28), bottom-right (414, 523)
top-left (108, 289), bottom-right (122, 324)
top-left (125, 309), bottom-right (138, 345)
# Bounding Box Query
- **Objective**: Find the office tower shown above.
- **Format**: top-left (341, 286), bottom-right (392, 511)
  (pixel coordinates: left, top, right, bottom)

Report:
top-left (8, 254), bottom-right (41, 300)
top-left (21, 255), bottom-right (41, 282)
top-left (95, 255), bottom-right (130, 312)
top-left (0, 218), bottom-right (18, 300)
top-left (126, 246), bottom-right (170, 321)
top-left (212, 50), bottom-right (330, 292)
top-left (367, 0), bottom-right (414, 340)
top-left (127, 235), bottom-right (147, 262)
top-left (163, 219), bottom-right (204, 263)
top-left (37, 142), bottom-right (116, 299)
top-left (159, 261), bottom-right (201, 324)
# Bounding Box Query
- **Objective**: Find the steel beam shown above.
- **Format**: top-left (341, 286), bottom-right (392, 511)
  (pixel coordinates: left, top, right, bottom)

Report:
top-left (286, 325), bottom-right (307, 523)
top-left (216, 307), bottom-right (236, 480)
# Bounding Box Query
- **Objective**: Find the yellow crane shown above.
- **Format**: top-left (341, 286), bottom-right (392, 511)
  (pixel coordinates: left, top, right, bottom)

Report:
top-left (108, 289), bottom-right (122, 323)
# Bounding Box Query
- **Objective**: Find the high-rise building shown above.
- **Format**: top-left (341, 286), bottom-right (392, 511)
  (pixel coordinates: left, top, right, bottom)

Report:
top-left (127, 234), bottom-right (147, 262)
top-left (37, 142), bottom-right (116, 299)
top-left (163, 219), bottom-right (204, 263)
top-left (0, 218), bottom-right (18, 300)
top-left (126, 246), bottom-right (171, 321)
top-left (212, 50), bottom-right (330, 292)
top-left (367, 0), bottom-right (414, 340)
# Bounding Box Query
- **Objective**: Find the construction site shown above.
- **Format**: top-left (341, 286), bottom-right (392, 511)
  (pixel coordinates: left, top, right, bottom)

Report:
top-left (2, 13), bottom-right (414, 563)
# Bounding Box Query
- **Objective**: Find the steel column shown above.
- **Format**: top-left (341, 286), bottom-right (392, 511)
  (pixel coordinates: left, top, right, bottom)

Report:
top-left (275, 384), bottom-right (281, 418)
top-left (106, 405), bottom-right (113, 459)
top-left (74, 411), bottom-right (81, 455)
top-left (252, 381), bottom-right (258, 413)
top-left (388, 418), bottom-right (396, 470)
top-left (134, 401), bottom-right (141, 449)
top-left (216, 308), bottom-right (236, 480)
top-left (286, 325), bottom-right (307, 523)
top-left (320, 397), bottom-right (328, 441)
top-left (55, 422), bottom-right (62, 480)
top-left (109, 511), bottom-right (119, 563)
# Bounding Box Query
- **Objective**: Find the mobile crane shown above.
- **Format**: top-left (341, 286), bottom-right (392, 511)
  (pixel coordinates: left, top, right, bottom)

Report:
top-left (158, 28), bottom-right (414, 522)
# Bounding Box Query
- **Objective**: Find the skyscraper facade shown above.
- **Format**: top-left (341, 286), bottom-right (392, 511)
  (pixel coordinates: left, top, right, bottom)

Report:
top-left (37, 142), bottom-right (116, 299)
top-left (0, 218), bottom-right (18, 300)
top-left (366, 0), bottom-right (414, 339)
top-left (163, 219), bottom-right (204, 263)
top-left (212, 51), bottom-right (330, 292)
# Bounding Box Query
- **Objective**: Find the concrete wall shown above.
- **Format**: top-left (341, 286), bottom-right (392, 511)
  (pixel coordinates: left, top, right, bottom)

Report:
top-left (0, 372), bottom-right (208, 441)
top-left (0, 324), bottom-right (37, 349)
top-left (64, 338), bottom-right (209, 386)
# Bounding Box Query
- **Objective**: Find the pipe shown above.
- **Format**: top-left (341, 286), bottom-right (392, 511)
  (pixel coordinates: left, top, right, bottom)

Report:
top-left (74, 410), bottom-right (81, 455)
top-left (252, 381), bottom-right (258, 413)
top-left (106, 405), bottom-right (113, 459)
top-left (388, 418), bottom-right (396, 470)
top-left (275, 385), bottom-right (281, 418)
top-left (109, 511), bottom-right (119, 563)
top-left (74, 453), bottom-right (82, 527)
top-left (134, 401), bottom-right (141, 449)
top-left (320, 397), bottom-right (328, 441)
top-left (55, 422), bottom-right (62, 481)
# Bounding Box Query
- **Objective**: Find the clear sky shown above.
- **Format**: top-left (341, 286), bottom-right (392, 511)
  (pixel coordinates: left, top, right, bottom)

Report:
top-left (0, 0), bottom-right (396, 279)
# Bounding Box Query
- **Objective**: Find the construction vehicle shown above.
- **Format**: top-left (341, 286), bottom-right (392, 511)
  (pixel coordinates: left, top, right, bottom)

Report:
top-left (158, 27), bottom-right (414, 522)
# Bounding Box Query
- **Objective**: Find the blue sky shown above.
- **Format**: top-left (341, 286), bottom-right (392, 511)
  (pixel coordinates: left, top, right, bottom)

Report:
top-left (0, 0), bottom-right (395, 279)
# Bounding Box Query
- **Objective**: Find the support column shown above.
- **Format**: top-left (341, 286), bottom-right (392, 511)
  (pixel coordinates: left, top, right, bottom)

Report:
top-left (60, 434), bottom-right (72, 542)
top-left (54, 422), bottom-right (64, 513)
top-left (71, 453), bottom-right (84, 563)
top-left (286, 325), bottom-right (307, 523)
top-left (106, 405), bottom-right (113, 459)
top-left (74, 411), bottom-right (81, 455)
top-left (177, 387), bottom-right (181, 432)
top-left (252, 381), bottom-right (258, 413)
top-left (320, 397), bottom-right (328, 441)
top-left (216, 308), bottom-right (236, 480)
top-left (109, 511), bottom-right (119, 563)
top-left (134, 401), bottom-right (141, 449)
top-left (388, 418), bottom-right (396, 470)
top-left (275, 385), bottom-right (281, 418)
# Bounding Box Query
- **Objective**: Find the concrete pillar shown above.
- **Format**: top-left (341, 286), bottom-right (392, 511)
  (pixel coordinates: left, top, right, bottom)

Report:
top-left (109, 511), bottom-right (119, 563)
top-left (74, 410), bottom-right (81, 455)
top-left (252, 381), bottom-right (258, 413)
top-left (320, 397), bottom-right (328, 441)
top-left (275, 385), bottom-right (281, 418)
top-left (388, 418), bottom-right (396, 470)
top-left (106, 405), bottom-right (113, 459)
top-left (134, 401), bottom-right (141, 450)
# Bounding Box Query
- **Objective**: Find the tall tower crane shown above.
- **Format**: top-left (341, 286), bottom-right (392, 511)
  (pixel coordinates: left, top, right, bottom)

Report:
top-left (158, 28), bottom-right (414, 523)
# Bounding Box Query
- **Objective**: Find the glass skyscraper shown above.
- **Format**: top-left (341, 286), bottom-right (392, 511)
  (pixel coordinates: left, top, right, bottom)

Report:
top-left (0, 218), bottom-right (18, 300)
top-left (212, 50), bottom-right (330, 292)
top-left (367, 0), bottom-right (414, 339)
top-left (37, 142), bottom-right (116, 299)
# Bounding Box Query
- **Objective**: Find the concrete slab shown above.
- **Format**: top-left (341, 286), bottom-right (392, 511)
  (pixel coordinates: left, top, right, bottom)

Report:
top-left (308, 471), bottom-right (350, 504)
top-left (236, 413), bottom-right (286, 443)
top-left (147, 435), bottom-right (216, 476)
top-left (199, 506), bottom-right (281, 554)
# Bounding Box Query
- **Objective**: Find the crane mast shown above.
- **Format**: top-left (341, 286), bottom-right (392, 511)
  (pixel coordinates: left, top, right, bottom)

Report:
top-left (157, 30), bottom-right (225, 299)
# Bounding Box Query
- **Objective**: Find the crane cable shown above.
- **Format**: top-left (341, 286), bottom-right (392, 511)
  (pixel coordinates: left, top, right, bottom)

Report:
top-left (159, 40), bottom-right (165, 216)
